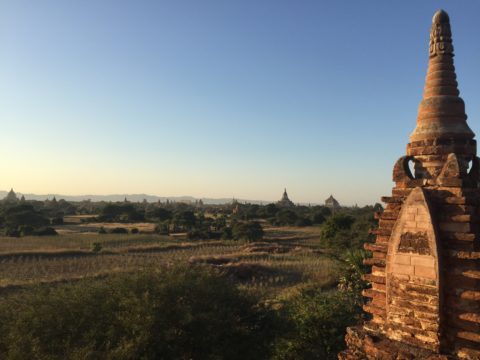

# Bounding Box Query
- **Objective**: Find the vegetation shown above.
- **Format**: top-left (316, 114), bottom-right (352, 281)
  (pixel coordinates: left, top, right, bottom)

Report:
top-left (232, 221), bottom-right (264, 241)
top-left (0, 196), bottom-right (376, 358)
top-left (0, 266), bottom-right (276, 359)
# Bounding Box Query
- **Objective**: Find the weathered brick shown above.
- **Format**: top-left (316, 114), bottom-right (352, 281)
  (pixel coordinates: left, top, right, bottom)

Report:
top-left (393, 254), bottom-right (411, 265)
top-left (411, 256), bottom-right (435, 267)
top-left (391, 263), bottom-right (414, 275)
top-left (439, 222), bottom-right (471, 233)
top-left (414, 265), bottom-right (437, 279)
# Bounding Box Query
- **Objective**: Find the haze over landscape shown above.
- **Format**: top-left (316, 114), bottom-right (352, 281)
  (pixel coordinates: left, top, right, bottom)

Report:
top-left (1, 1), bottom-right (480, 205)
top-left (3, 2), bottom-right (480, 359)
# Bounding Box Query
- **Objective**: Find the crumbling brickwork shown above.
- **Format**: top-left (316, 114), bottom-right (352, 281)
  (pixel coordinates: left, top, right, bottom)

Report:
top-left (339, 10), bottom-right (480, 360)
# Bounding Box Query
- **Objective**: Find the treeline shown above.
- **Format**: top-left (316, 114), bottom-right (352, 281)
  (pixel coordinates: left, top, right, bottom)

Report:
top-left (0, 262), bottom-right (367, 359)
top-left (0, 197), bottom-right (382, 245)
top-left (0, 198), bottom-right (75, 236)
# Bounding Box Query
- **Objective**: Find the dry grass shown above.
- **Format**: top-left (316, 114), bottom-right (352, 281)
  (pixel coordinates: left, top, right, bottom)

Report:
top-left (56, 222), bottom-right (156, 234)
top-left (0, 226), bottom-right (339, 298)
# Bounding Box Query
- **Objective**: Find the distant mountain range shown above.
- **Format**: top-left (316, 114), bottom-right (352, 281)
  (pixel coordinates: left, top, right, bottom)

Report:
top-left (0, 190), bottom-right (270, 205)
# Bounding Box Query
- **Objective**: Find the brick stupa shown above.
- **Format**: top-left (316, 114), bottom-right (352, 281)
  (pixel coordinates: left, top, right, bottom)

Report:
top-left (339, 10), bottom-right (480, 360)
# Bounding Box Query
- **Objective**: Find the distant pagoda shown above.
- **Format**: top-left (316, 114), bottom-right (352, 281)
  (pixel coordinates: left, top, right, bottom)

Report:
top-left (340, 10), bottom-right (480, 359)
top-left (3, 188), bottom-right (18, 203)
top-left (277, 188), bottom-right (295, 207)
top-left (325, 195), bottom-right (340, 209)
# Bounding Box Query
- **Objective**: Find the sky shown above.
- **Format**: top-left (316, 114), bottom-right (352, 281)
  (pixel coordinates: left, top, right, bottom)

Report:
top-left (1, 1), bottom-right (480, 205)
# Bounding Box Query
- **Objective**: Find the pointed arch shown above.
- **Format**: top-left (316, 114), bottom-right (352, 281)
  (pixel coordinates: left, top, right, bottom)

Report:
top-left (385, 187), bottom-right (441, 351)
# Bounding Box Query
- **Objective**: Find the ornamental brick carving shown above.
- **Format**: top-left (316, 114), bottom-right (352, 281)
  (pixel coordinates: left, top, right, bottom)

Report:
top-left (398, 232), bottom-right (431, 255)
top-left (339, 10), bottom-right (480, 360)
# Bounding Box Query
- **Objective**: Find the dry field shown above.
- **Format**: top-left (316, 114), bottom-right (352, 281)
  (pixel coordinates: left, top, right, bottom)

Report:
top-left (0, 226), bottom-right (340, 298)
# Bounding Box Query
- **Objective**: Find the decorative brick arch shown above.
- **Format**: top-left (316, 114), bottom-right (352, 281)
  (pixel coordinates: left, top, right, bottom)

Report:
top-left (385, 187), bottom-right (441, 352)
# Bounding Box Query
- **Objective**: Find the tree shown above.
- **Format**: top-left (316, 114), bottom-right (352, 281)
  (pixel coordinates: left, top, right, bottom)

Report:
top-left (275, 209), bottom-right (298, 226)
top-left (147, 207), bottom-right (172, 222)
top-left (173, 210), bottom-right (196, 230)
top-left (232, 221), bottom-right (264, 242)
top-left (312, 212), bottom-right (326, 225)
top-left (98, 204), bottom-right (145, 222)
top-left (2, 204), bottom-right (49, 236)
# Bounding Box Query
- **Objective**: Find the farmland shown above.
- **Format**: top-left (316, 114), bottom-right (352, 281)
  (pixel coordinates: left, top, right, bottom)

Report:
top-left (0, 226), bottom-right (339, 298)
top-left (0, 198), bottom-right (374, 359)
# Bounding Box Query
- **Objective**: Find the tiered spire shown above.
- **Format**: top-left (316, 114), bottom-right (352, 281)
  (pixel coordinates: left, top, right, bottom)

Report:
top-left (409, 10), bottom-right (474, 143)
top-left (340, 10), bottom-right (480, 359)
top-left (406, 10), bottom-right (476, 180)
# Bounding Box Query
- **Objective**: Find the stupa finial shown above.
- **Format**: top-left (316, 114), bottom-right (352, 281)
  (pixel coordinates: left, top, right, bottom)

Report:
top-left (409, 9), bottom-right (474, 145)
top-left (429, 9), bottom-right (453, 58)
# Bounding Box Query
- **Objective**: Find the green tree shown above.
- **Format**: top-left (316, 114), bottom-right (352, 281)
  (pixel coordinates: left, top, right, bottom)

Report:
top-left (272, 288), bottom-right (362, 360)
top-left (0, 266), bottom-right (276, 360)
top-left (147, 207), bottom-right (172, 222)
top-left (275, 209), bottom-right (298, 226)
top-left (232, 221), bottom-right (264, 241)
top-left (173, 210), bottom-right (196, 230)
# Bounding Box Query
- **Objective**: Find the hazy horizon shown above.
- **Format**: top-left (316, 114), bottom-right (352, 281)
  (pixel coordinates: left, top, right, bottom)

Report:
top-left (0, 188), bottom-right (354, 206)
top-left (2, 1), bottom-right (480, 205)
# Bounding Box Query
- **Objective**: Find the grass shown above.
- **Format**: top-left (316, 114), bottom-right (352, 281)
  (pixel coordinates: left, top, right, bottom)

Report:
top-left (0, 226), bottom-right (340, 299)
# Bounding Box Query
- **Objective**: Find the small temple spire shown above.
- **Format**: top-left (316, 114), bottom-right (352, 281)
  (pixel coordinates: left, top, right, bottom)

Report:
top-left (409, 9), bottom-right (474, 144)
top-left (277, 188), bottom-right (294, 207)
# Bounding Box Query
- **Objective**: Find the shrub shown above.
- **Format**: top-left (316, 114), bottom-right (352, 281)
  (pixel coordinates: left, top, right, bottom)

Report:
top-left (312, 212), bottom-right (326, 225)
top-left (173, 210), bottom-right (196, 230)
top-left (4, 227), bottom-right (20, 237)
top-left (130, 228), bottom-right (139, 234)
top-left (18, 225), bottom-right (34, 236)
top-left (295, 218), bottom-right (312, 227)
top-left (338, 249), bottom-right (369, 293)
top-left (232, 221), bottom-right (264, 241)
top-left (50, 217), bottom-right (64, 225)
top-left (272, 288), bottom-right (363, 360)
top-left (154, 222), bottom-right (169, 235)
top-left (109, 227), bottom-right (128, 234)
top-left (34, 227), bottom-right (58, 236)
top-left (221, 226), bottom-right (233, 240)
top-left (147, 207), bottom-right (172, 222)
top-left (98, 226), bottom-right (107, 234)
top-left (0, 265), bottom-right (276, 359)
top-left (187, 228), bottom-right (209, 240)
top-left (275, 209), bottom-right (298, 226)
top-left (98, 204), bottom-right (145, 222)
top-left (91, 242), bottom-right (102, 253)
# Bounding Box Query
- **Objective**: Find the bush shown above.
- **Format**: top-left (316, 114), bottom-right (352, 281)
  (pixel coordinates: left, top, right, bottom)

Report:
top-left (312, 212), bottom-right (326, 225)
top-left (321, 214), bottom-right (356, 248)
top-left (187, 228), bottom-right (210, 240)
top-left (154, 222), bottom-right (169, 235)
top-left (295, 218), bottom-right (312, 227)
top-left (0, 266), bottom-right (276, 359)
top-left (130, 228), bottom-right (139, 234)
top-left (275, 209), bottom-right (298, 226)
top-left (147, 207), bottom-right (172, 222)
top-left (98, 226), bottom-right (107, 234)
top-left (34, 227), bottom-right (58, 236)
top-left (109, 227), bottom-right (128, 234)
top-left (4, 227), bottom-right (20, 237)
top-left (98, 204), bottom-right (145, 222)
top-left (19, 225), bottom-right (34, 236)
top-left (338, 250), bottom-right (369, 293)
top-left (173, 210), bottom-right (196, 230)
top-left (50, 217), bottom-right (64, 225)
top-left (91, 242), bottom-right (102, 253)
top-left (272, 288), bottom-right (363, 360)
top-left (222, 226), bottom-right (233, 240)
top-left (232, 221), bottom-right (264, 241)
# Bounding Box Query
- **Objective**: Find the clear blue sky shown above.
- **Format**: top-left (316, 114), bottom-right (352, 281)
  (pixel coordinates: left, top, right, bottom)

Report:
top-left (1, 1), bottom-right (480, 205)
